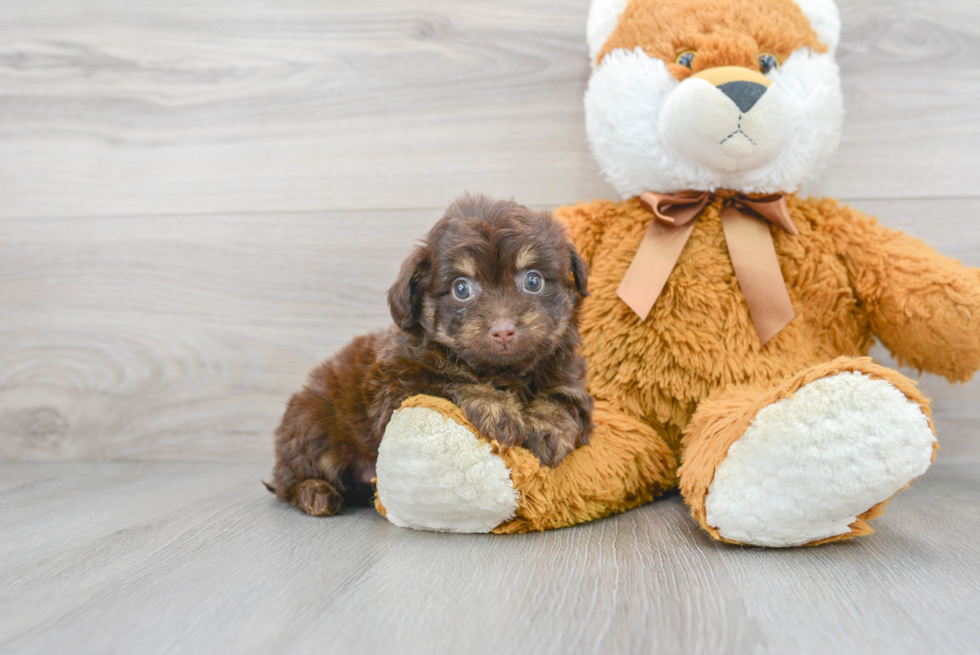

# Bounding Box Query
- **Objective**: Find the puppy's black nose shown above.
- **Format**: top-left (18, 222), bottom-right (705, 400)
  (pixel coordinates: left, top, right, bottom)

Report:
top-left (717, 81), bottom-right (768, 113)
top-left (490, 321), bottom-right (517, 345)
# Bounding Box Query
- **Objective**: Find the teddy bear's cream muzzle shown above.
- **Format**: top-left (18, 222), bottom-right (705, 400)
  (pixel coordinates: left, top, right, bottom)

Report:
top-left (661, 65), bottom-right (792, 174)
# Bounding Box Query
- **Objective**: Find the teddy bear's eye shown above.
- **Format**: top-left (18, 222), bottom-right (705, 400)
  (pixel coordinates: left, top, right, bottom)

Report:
top-left (759, 53), bottom-right (780, 74)
top-left (676, 51), bottom-right (695, 69)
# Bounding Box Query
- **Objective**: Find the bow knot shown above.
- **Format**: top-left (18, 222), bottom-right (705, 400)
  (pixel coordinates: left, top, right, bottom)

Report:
top-left (618, 191), bottom-right (798, 346)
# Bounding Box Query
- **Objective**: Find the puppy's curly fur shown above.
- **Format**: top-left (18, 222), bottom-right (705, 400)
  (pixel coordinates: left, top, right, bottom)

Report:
top-left (269, 194), bottom-right (594, 516)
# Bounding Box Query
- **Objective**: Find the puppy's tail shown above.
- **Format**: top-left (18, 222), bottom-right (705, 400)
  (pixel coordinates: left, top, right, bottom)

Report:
top-left (262, 480), bottom-right (277, 495)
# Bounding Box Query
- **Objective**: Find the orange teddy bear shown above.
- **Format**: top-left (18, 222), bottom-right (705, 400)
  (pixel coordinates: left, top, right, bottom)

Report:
top-left (373, 0), bottom-right (980, 547)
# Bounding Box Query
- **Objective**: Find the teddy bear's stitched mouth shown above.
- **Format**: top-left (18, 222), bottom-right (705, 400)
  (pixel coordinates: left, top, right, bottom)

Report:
top-left (719, 115), bottom-right (757, 146)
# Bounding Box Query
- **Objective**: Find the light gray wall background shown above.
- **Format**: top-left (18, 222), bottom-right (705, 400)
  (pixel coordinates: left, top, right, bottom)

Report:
top-left (1, 0), bottom-right (978, 463)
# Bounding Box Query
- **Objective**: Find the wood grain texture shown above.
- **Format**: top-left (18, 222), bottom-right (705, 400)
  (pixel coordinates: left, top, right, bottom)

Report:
top-left (0, 460), bottom-right (978, 655)
top-left (0, 0), bottom-right (977, 521)
top-left (0, 210), bottom-right (429, 460)
top-left (2, 199), bottom-right (979, 461)
top-left (0, 0), bottom-right (610, 218)
top-left (0, 0), bottom-right (978, 220)
top-left (818, 0), bottom-right (980, 200)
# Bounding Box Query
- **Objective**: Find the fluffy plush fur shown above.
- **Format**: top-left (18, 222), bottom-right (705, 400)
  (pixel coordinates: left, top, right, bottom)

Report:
top-left (269, 195), bottom-right (593, 516)
top-left (373, 0), bottom-right (980, 545)
top-left (376, 395), bottom-right (677, 533)
top-left (586, 0), bottom-right (841, 61)
top-left (793, 0), bottom-right (841, 53)
top-left (683, 358), bottom-right (938, 547)
top-left (702, 370), bottom-right (936, 547)
top-left (585, 0), bottom-right (843, 196)
top-left (376, 397), bottom-right (521, 533)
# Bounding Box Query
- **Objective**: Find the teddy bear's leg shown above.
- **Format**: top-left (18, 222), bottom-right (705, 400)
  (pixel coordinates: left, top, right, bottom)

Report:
top-left (375, 396), bottom-right (676, 533)
top-left (679, 357), bottom-right (938, 548)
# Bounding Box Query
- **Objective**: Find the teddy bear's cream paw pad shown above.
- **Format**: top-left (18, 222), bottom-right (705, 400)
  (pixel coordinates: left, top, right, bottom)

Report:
top-left (704, 372), bottom-right (935, 547)
top-left (375, 406), bottom-right (519, 533)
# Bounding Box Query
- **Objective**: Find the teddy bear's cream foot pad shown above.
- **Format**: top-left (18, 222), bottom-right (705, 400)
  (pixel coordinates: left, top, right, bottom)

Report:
top-left (376, 405), bottom-right (519, 533)
top-left (704, 372), bottom-right (936, 548)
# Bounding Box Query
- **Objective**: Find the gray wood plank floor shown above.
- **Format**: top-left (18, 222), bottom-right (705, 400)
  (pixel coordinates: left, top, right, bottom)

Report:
top-left (2, 0), bottom-right (980, 652)
top-left (1, 459), bottom-right (978, 655)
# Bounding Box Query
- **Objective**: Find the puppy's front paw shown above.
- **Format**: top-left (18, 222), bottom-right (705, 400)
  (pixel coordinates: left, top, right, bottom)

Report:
top-left (526, 413), bottom-right (582, 467)
top-left (458, 396), bottom-right (527, 448)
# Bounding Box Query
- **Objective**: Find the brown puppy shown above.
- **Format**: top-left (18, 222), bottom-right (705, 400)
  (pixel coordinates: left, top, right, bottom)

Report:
top-left (269, 194), bottom-right (594, 516)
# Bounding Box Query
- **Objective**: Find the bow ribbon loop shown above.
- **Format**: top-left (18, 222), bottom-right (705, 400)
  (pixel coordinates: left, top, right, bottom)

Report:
top-left (618, 191), bottom-right (798, 346)
top-left (727, 193), bottom-right (799, 237)
top-left (639, 190), bottom-right (710, 227)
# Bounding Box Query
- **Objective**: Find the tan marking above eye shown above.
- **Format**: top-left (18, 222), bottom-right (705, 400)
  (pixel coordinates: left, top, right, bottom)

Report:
top-left (453, 255), bottom-right (478, 278)
top-left (515, 247), bottom-right (538, 270)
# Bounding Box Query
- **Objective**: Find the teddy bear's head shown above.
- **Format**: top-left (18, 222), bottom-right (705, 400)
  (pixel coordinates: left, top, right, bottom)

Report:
top-left (585, 0), bottom-right (843, 196)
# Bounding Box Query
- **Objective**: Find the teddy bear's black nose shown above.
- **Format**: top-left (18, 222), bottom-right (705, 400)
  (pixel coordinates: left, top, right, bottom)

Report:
top-left (717, 80), bottom-right (768, 113)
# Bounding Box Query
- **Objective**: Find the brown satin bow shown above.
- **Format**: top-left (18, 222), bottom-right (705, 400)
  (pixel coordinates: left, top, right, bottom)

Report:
top-left (616, 191), bottom-right (799, 346)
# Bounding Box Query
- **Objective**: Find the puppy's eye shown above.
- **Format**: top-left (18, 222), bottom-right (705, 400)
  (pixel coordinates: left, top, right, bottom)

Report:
top-left (452, 277), bottom-right (475, 301)
top-left (676, 51), bottom-right (695, 69)
top-left (522, 270), bottom-right (545, 295)
top-left (758, 53), bottom-right (780, 74)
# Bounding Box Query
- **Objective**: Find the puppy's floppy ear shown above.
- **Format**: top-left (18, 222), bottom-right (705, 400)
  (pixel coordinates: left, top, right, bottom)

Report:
top-left (388, 246), bottom-right (429, 331)
top-left (569, 247), bottom-right (589, 297)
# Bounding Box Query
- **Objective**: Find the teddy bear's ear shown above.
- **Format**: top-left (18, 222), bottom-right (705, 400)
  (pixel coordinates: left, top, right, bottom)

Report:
top-left (794, 0), bottom-right (842, 54)
top-left (587, 0), bottom-right (631, 65)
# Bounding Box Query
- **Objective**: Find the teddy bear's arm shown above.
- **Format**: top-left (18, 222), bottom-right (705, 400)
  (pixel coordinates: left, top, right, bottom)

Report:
top-left (831, 202), bottom-right (980, 382)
